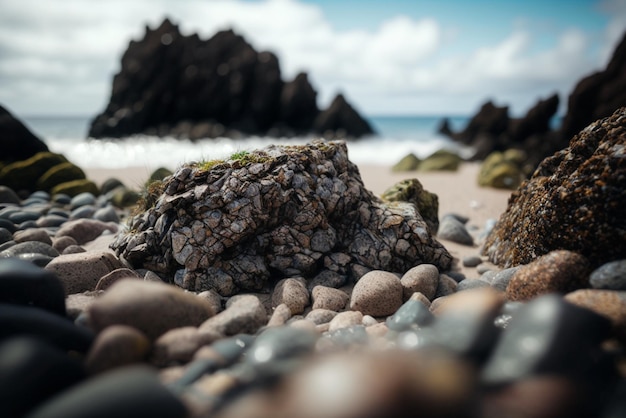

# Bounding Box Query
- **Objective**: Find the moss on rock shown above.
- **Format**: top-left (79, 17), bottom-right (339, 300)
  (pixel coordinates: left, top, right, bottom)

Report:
top-left (0, 152), bottom-right (68, 192)
top-left (51, 179), bottom-right (99, 197)
top-left (36, 162), bottom-right (86, 192)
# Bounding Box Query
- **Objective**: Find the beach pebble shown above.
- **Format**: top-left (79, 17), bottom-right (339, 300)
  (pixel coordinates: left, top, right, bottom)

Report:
top-left (69, 205), bottom-right (97, 220)
top-left (85, 325), bottom-right (151, 375)
top-left (197, 289), bottom-right (223, 315)
top-left (200, 294), bottom-right (266, 337)
top-left (93, 205), bottom-right (120, 223)
top-left (62, 244), bottom-right (87, 254)
top-left (0, 228), bottom-right (12, 244)
top-left (328, 310), bottom-right (364, 332)
top-left (152, 326), bottom-right (222, 367)
top-left (13, 228), bottom-right (51, 245)
top-left (0, 240), bottom-right (59, 259)
top-left (271, 277), bottom-right (310, 314)
top-left (246, 326), bottom-right (318, 367)
top-left (36, 214), bottom-right (68, 227)
top-left (9, 210), bottom-right (41, 224)
top-left (564, 289), bottom-right (626, 342)
top-left (0, 218), bottom-right (17, 233)
top-left (69, 191), bottom-right (96, 209)
top-left (350, 270), bottom-right (403, 317)
top-left (0, 337), bottom-right (86, 417)
top-left (66, 291), bottom-right (100, 320)
top-left (457, 278), bottom-right (491, 291)
top-left (462, 255), bottom-right (483, 267)
top-left (0, 258), bottom-right (66, 316)
top-left (45, 251), bottom-right (123, 294)
top-left (434, 273), bottom-right (458, 298)
top-left (400, 263), bottom-right (439, 301)
top-left (88, 279), bottom-right (215, 340)
top-left (386, 296), bottom-right (434, 332)
top-left (481, 294), bottom-right (610, 385)
top-left (311, 285), bottom-right (349, 311)
top-left (26, 365), bottom-right (188, 418)
top-left (430, 287), bottom-right (504, 358)
top-left (491, 266), bottom-right (520, 292)
top-left (437, 215), bottom-right (474, 246)
top-left (305, 308), bottom-right (338, 325)
top-left (506, 250), bottom-right (591, 301)
top-left (95, 267), bottom-right (142, 291)
top-left (55, 218), bottom-right (118, 245)
top-left (0, 303), bottom-right (95, 352)
top-left (52, 236), bottom-right (78, 253)
top-left (589, 260), bottom-right (626, 290)
top-left (267, 303), bottom-right (292, 327)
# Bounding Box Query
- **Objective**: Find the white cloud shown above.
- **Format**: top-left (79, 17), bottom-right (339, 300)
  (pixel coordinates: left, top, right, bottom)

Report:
top-left (0, 0), bottom-right (618, 116)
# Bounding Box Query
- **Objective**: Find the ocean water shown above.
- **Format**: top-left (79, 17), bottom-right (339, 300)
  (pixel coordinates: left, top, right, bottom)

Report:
top-left (21, 115), bottom-right (473, 171)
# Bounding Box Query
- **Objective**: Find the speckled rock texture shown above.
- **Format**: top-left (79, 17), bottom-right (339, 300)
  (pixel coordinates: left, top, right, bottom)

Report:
top-left (111, 141), bottom-right (452, 295)
top-left (482, 107), bottom-right (626, 269)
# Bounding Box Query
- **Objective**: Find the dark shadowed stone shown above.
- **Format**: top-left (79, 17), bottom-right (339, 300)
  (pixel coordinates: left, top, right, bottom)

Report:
top-left (0, 304), bottom-right (94, 352)
top-left (0, 241), bottom-right (59, 259)
top-left (0, 103), bottom-right (49, 164)
top-left (589, 260), bottom-right (626, 290)
top-left (0, 228), bottom-right (12, 244)
top-left (506, 250), bottom-right (590, 302)
top-left (434, 273), bottom-right (458, 299)
top-left (85, 325), bottom-right (151, 375)
top-left (88, 279), bottom-right (215, 340)
top-left (481, 294), bottom-right (611, 385)
top-left (0, 337), bottom-right (85, 418)
top-left (0, 259), bottom-right (66, 315)
top-left (386, 296), bottom-right (434, 332)
top-left (483, 108), bottom-right (626, 269)
top-left (0, 185), bottom-right (21, 204)
top-left (312, 93), bottom-right (374, 138)
top-left (564, 289), bottom-right (626, 343)
top-left (26, 365), bottom-right (188, 418)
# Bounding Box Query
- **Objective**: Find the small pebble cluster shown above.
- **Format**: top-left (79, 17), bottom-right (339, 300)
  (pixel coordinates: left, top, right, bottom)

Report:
top-left (1, 182), bottom-right (626, 417)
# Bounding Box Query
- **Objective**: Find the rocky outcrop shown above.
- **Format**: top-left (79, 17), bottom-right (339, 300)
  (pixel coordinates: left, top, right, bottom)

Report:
top-left (111, 141), bottom-right (452, 296)
top-left (312, 94), bottom-right (374, 139)
top-left (560, 31), bottom-right (626, 142)
top-left (89, 19), bottom-right (374, 140)
top-left (482, 107), bottom-right (626, 269)
top-left (0, 103), bottom-right (49, 164)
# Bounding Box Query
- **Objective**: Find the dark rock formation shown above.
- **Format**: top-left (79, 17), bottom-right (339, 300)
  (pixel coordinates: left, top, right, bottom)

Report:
top-left (111, 141), bottom-right (452, 296)
top-left (561, 31), bottom-right (626, 143)
top-left (0, 103), bottom-right (48, 164)
top-left (89, 19), bottom-right (374, 140)
top-left (482, 107), bottom-right (626, 269)
top-left (313, 94), bottom-right (374, 139)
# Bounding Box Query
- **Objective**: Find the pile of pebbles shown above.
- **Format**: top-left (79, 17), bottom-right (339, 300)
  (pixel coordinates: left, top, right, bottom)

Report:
top-left (1, 186), bottom-right (626, 418)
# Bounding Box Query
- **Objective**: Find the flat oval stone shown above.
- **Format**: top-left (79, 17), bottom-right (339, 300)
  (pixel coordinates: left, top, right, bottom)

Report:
top-left (350, 270), bottom-right (403, 317)
top-left (589, 260), bottom-right (626, 290)
top-left (0, 241), bottom-right (59, 259)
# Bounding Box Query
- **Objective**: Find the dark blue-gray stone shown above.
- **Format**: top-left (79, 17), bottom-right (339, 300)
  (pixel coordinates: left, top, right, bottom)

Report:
top-left (47, 208), bottom-right (69, 218)
top-left (0, 337), bottom-right (85, 418)
top-left (462, 255), bottom-right (483, 267)
top-left (14, 253), bottom-right (54, 267)
top-left (481, 294), bottom-right (611, 385)
top-left (0, 303), bottom-right (94, 352)
top-left (0, 240), bottom-right (15, 252)
top-left (324, 324), bottom-right (369, 348)
top-left (0, 218), bottom-right (16, 233)
top-left (26, 365), bottom-right (187, 418)
top-left (17, 220), bottom-right (39, 230)
top-left (589, 260), bottom-right (626, 290)
top-left (69, 192), bottom-right (96, 209)
top-left (457, 278), bottom-right (491, 291)
top-left (437, 216), bottom-right (474, 246)
top-left (386, 299), bottom-right (434, 332)
top-left (8, 210), bottom-right (41, 224)
top-left (0, 228), bottom-right (11, 244)
top-left (0, 206), bottom-right (19, 219)
top-left (36, 214), bottom-right (68, 228)
top-left (247, 327), bottom-right (317, 366)
top-left (69, 205), bottom-right (96, 220)
top-left (491, 267), bottom-right (521, 292)
top-left (29, 191), bottom-right (51, 201)
top-left (0, 241), bottom-right (59, 259)
top-left (52, 193), bottom-right (72, 205)
top-left (0, 186), bottom-right (20, 204)
top-left (93, 205), bottom-right (119, 223)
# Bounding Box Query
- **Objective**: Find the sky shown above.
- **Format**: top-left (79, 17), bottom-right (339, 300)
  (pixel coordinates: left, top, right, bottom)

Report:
top-left (0, 0), bottom-right (624, 118)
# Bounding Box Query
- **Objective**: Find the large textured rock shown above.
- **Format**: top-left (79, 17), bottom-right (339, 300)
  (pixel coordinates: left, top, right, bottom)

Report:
top-left (89, 19), bottom-right (373, 139)
top-left (112, 141), bottom-right (452, 295)
top-left (0, 103), bottom-right (49, 164)
top-left (482, 108), bottom-right (626, 269)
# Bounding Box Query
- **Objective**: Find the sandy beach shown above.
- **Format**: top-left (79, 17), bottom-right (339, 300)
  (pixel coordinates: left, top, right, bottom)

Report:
top-left (85, 162), bottom-right (513, 277)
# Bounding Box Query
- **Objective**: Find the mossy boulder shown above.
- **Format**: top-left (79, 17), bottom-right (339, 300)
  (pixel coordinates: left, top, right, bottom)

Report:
top-left (418, 149), bottom-right (462, 172)
top-left (0, 152), bottom-right (67, 192)
top-left (110, 188), bottom-right (141, 208)
top-left (478, 150), bottom-right (526, 189)
top-left (147, 167), bottom-right (173, 185)
top-left (392, 153), bottom-right (421, 172)
top-left (36, 162), bottom-right (86, 192)
top-left (51, 179), bottom-right (99, 197)
top-left (381, 178), bottom-right (440, 234)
